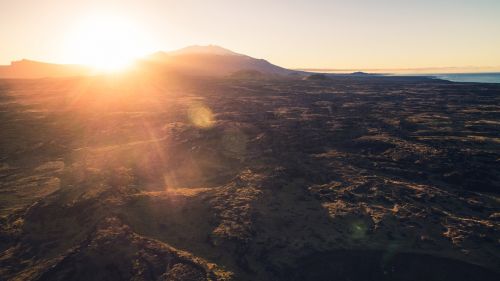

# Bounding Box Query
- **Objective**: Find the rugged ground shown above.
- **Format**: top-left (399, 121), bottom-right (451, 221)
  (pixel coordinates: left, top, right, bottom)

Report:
top-left (0, 74), bottom-right (499, 280)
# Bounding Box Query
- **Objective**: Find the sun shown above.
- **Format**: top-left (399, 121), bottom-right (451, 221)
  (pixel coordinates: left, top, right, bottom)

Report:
top-left (64, 14), bottom-right (154, 71)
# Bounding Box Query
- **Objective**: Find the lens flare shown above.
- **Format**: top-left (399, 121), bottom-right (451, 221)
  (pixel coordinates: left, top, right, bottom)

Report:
top-left (188, 103), bottom-right (215, 128)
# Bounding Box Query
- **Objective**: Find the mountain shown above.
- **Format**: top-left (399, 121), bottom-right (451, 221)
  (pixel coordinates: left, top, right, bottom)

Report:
top-left (0, 46), bottom-right (296, 79)
top-left (144, 45), bottom-right (295, 76)
top-left (0, 59), bottom-right (93, 79)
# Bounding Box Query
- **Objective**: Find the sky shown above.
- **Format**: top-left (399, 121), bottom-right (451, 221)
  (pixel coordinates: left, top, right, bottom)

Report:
top-left (1, 0), bottom-right (500, 70)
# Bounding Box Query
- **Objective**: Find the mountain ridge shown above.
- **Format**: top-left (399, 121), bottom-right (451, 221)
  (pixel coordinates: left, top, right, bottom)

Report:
top-left (0, 45), bottom-right (295, 79)
top-left (164, 45), bottom-right (242, 56)
top-left (0, 59), bottom-right (94, 79)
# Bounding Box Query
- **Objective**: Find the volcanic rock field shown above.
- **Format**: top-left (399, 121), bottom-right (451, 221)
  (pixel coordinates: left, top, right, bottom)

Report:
top-left (0, 74), bottom-right (499, 280)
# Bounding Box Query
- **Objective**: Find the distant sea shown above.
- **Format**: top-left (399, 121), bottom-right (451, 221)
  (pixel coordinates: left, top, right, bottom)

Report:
top-left (429, 73), bottom-right (500, 84)
top-left (303, 69), bottom-right (500, 84)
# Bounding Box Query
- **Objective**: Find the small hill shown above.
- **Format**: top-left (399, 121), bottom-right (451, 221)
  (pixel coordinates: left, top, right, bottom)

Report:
top-left (351, 71), bottom-right (370, 76)
top-left (304, 74), bottom-right (329, 80)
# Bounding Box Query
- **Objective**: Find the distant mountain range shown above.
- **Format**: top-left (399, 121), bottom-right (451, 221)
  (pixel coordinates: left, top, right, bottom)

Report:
top-left (0, 45), bottom-right (294, 79)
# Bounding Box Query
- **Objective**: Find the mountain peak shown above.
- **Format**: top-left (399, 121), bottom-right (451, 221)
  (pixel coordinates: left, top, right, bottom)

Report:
top-left (167, 45), bottom-right (241, 56)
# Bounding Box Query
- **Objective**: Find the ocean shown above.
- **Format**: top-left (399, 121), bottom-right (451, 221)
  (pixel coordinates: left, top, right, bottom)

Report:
top-left (430, 73), bottom-right (500, 84)
top-left (310, 70), bottom-right (500, 84)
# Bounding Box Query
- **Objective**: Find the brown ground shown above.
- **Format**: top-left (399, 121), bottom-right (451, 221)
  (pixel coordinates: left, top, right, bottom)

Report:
top-left (0, 74), bottom-right (499, 280)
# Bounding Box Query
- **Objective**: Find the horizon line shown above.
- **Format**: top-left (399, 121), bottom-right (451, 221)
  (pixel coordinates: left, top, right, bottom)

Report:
top-left (2, 56), bottom-right (500, 75)
top-left (296, 66), bottom-right (500, 74)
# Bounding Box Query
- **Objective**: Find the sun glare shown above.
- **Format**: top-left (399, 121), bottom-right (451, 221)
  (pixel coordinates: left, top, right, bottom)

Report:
top-left (64, 14), bottom-right (154, 71)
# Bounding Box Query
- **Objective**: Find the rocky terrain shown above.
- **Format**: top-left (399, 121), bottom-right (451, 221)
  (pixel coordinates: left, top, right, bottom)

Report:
top-left (0, 74), bottom-right (499, 280)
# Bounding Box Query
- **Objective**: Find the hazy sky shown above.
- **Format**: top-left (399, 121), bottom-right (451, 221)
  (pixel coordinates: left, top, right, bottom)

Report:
top-left (1, 0), bottom-right (500, 70)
